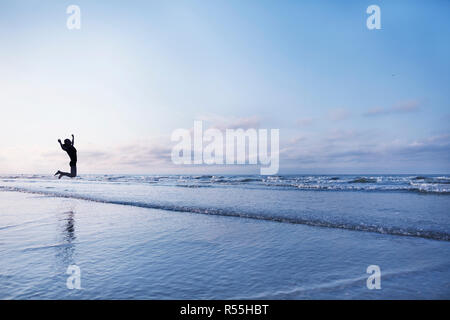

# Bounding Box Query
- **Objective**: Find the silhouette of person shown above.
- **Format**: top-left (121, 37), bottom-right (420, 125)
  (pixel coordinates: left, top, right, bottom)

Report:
top-left (55, 134), bottom-right (77, 179)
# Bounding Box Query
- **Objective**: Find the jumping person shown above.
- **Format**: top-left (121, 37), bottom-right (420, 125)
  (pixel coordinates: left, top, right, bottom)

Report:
top-left (55, 134), bottom-right (77, 179)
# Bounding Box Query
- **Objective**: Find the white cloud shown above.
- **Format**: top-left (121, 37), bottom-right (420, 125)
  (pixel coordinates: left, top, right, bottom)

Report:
top-left (363, 100), bottom-right (421, 117)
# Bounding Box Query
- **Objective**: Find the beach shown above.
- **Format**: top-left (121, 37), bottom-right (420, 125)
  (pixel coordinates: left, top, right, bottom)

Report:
top-left (1, 174), bottom-right (449, 299)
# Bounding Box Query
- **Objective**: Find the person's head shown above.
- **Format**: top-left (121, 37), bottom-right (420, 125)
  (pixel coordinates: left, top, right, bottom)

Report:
top-left (64, 139), bottom-right (72, 146)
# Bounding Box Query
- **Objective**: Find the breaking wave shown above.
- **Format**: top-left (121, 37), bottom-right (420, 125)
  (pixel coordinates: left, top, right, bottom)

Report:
top-left (1, 185), bottom-right (449, 241)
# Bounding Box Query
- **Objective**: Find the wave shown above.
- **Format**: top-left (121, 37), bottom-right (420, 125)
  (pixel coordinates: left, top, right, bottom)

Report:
top-left (349, 177), bottom-right (377, 183)
top-left (260, 182), bottom-right (449, 194)
top-left (175, 184), bottom-right (211, 188)
top-left (1, 174), bottom-right (450, 194)
top-left (1, 186), bottom-right (449, 242)
top-left (238, 178), bottom-right (261, 182)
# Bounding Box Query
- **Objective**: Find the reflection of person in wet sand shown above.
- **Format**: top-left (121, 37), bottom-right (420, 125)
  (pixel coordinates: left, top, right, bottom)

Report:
top-left (55, 134), bottom-right (77, 179)
top-left (57, 209), bottom-right (77, 267)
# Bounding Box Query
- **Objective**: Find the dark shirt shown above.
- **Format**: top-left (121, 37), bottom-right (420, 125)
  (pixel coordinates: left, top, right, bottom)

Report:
top-left (62, 144), bottom-right (77, 166)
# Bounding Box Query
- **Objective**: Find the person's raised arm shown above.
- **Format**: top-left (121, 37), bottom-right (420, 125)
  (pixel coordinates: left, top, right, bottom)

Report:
top-left (71, 134), bottom-right (75, 146)
top-left (58, 139), bottom-right (65, 150)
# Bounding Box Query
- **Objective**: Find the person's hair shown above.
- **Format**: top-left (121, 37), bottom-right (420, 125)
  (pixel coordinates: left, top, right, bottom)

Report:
top-left (64, 139), bottom-right (71, 145)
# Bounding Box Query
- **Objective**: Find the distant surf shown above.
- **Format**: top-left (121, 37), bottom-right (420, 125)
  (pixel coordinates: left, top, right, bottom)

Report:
top-left (1, 173), bottom-right (449, 241)
top-left (1, 174), bottom-right (449, 194)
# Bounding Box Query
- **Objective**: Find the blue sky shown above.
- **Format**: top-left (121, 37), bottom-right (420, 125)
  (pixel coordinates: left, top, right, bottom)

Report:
top-left (0, 0), bottom-right (449, 174)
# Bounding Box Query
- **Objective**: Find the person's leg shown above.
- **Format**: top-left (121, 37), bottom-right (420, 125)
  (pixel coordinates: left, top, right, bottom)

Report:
top-left (55, 166), bottom-right (76, 179)
top-left (57, 171), bottom-right (71, 179)
top-left (70, 166), bottom-right (77, 178)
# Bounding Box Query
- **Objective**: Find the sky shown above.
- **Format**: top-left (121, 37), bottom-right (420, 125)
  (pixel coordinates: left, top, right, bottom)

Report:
top-left (0, 0), bottom-right (449, 174)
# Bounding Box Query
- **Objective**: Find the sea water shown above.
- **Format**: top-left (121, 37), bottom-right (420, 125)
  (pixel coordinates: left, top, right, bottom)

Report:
top-left (0, 174), bottom-right (449, 299)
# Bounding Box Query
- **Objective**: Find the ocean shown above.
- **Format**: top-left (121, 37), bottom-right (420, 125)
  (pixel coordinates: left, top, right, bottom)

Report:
top-left (0, 174), bottom-right (449, 299)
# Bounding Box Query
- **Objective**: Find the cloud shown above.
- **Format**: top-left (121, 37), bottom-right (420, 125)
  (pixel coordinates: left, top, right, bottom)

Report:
top-left (295, 117), bottom-right (314, 127)
top-left (327, 108), bottom-right (351, 121)
top-left (289, 135), bottom-right (307, 144)
top-left (198, 115), bottom-right (261, 130)
top-left (363, 100), bottom-right (420, 117)
top-left (280, 130), bottom-right (450, 172)
top-left (390, 134), bottom-right (450, 159)
top-left (115, 144), bottom-right (172, 167)
top-left (324, 129), bottom-right (360, 142)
